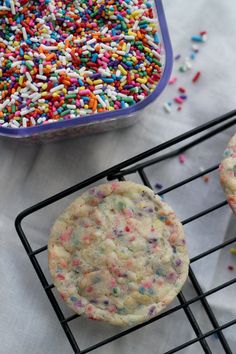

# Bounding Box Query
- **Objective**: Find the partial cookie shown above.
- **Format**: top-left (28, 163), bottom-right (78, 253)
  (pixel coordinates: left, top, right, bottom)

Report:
top-left (48, 181), bottom-right (189, 326)
top-left (219, 133), bottom-right (236, 214)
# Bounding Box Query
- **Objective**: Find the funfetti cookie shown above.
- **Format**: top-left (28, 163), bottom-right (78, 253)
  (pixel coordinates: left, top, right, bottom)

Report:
top-left (48, 181), bottom-right (189, 326)
top-left (219, 133), bottom-right (236, 214)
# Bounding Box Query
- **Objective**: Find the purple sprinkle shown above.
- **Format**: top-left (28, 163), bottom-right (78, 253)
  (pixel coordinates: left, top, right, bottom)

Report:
top-left (175, 259), bottom-right (182, 266)
top-left (167, 272), bottom-right (177, 282)
top-left (90, 299), bottom-right (98, 304)
top-left (104, 300), bottom-right (109, 305)
top-left (90, 73), bottom-right (101, 79)
top-left (75, 300), bottom-right (83, 308)
top-left (155, 182), bottom-right (163, 189)
top-left (180, 95), bottom-right (187, 100)
top-left (175, 54), bottom-right (181, 60)
top-left (148, 305), bottom-right (156, 316)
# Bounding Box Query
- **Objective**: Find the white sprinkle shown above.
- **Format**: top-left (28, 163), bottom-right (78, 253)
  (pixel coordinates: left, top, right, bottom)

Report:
top-left (0, 119), bottom-right (4, 124)
top-left (117, 51), bottom-right (126, 56)
top-left (94, 84), bottom-right (103, 89)
top-left (100, 43), bottom-right (114, 51)
top-left (87, 38), bottom-right (97, 45)
top-left (29, 83), bottom-right (38, 92)
top-left (163, 102), bottom-right (172, 113)
top-left (41, 44), bottom-right (58, 51)
top-left (152, 49), bottom-right (161, 60)
top-left (96, 95), bottom-right (107, 108)
top-left (50, 84), bottom-right (64, 93)
top-left (66, 105), bottom-right (76, 110)
top-left (141, 84), bottom-right (149, 92)
top-left (0, 99), bottom-right (10, 110)
top-left (67, 72), bottom-right (81, 79)
top-left (22, 27), bottom-right (28, 41)
top-left (38, 70), bottom-right (46, 80)
top-left (2, 122), bottom-right (9, 127)
top-left (12, 119), bottom-right (20, 127)
top-left (31, 93), bottom-right (42, 102)
top-left (11, 61), bottom-right (22, 68)
top-left (10, 123), bottom-right (19, 128)
top-left (116, 70), bottom-right (121, 77)
top-left (21, 108), bottom-right (35, 116)
top-left (137, 94), bottom-right (145, 100)
top-left (126, 43), bottom-right (131, 53)
top-left (26, 72), bottom-right (32, 82)
top-left (94, 89), bottom-right (103, 95)
top-left (30, 117), bottom-right (36, 126)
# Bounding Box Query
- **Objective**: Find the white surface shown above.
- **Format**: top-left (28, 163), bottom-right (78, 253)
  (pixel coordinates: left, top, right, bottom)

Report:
top-left (1, 0), bottom-right (236, 353)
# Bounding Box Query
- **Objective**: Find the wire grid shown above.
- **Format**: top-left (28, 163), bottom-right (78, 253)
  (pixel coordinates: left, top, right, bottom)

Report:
top-left (15, 110), bottom-right (236, 354)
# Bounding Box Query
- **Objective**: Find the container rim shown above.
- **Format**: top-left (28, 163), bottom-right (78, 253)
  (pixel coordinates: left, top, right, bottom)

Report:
top-left (0, 0), bottom-right (173, 138)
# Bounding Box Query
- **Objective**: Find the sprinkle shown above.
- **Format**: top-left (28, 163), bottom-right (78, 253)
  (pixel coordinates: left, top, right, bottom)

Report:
top-left (203, 175), bottom-right (209, 183)
top-left (155, 183), bottom-right (163, 189)
top-left (191, 35), bottom-right (204, 42)
top-left (174, 97), bottom-right (184, 104)
top-left (228, 265), bottom-right (234, 271)
top-left (178, 87), bottom-right (186, 93)
top-left (168, 76), bottom-right (177, 85)
top-left (192, 71), bottom-right (201, 83)
top-left (230, 247), bottom-right (236, 255)
top-left (179, 154), bottom-right (186, 164)
top-left (163, 102), bottom-right (172, 113)
top-left (175, 54), bottom-right (181, 60)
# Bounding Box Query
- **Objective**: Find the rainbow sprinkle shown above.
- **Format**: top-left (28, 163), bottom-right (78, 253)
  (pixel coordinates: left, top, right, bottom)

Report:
top-left (0, 0), bottom-right (163, 128)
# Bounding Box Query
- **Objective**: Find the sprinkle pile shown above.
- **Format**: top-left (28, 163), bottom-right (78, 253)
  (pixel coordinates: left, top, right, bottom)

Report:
top-left (0, 0), bottom-right (162, 128)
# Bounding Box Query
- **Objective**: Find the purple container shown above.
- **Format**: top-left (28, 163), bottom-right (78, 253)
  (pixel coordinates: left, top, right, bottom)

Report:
top-left (0, 0), bottom-right (173, 142)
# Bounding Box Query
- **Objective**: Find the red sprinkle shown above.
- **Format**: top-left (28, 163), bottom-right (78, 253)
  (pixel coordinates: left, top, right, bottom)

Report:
top-left (192, 71), bottom-right (201, 83)
top-left (200, 31), bottom-right (207, 36)
top-left (228, 265), bottom-right (234, 271)
top-left (178, 87), bottom-right (186, 93)
top-left (177, 106), bottom-right (182, 111)
top-left (125, 226), bottom-right (130, 232)
top-left (203, 175), bottom-right (209, 183)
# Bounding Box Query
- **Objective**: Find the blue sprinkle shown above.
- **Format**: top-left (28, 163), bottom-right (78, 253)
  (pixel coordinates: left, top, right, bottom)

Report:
top-left (121, 101), bottom-right (126, 109)
top-left (139, 286), bottom-right (145, 294)
top-left (191, 35), bottom-right (204, 42)
top-left (70, 296), bottom-right (77, 302)
top-left (102, 78), bottom-right (114, 83)
top-left (153, 33), bottom-right (159, 44)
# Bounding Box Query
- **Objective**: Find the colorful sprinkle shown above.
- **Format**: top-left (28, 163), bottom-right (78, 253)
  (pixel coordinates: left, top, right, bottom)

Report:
top-left (230, 247), bottom-right (236, 255)
top-left (192, 71), bottom-right (201, 83)
top-left (228, 265), bottom-right (234, 271)
top-left (179, 153), bottom-right (186, 164)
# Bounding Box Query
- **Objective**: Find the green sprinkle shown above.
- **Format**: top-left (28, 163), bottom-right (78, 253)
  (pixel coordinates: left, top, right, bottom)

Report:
top-left (60, 109), bottom-right (70, 117)
top-left (65, 93), bottom-right (77, 99)
top-left (25, 63), bottom-right (33, 70)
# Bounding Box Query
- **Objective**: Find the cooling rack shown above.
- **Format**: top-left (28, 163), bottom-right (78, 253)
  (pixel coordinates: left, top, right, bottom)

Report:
top-left (15, 110), bottom-right (236, 354)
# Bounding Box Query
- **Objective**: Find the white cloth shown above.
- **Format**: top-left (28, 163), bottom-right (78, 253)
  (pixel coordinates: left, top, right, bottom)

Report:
top-left (1, 0), bottom-right (236, 353)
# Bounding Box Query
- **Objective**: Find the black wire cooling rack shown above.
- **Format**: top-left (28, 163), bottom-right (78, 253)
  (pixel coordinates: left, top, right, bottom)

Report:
top-left (15, 110), bottom-right (236, 354)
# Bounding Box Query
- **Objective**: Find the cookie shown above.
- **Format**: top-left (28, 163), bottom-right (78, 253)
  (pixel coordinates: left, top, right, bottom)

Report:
top-left (48, 181), bottom-right (189, 326)
top-left (219, 133), bottom-right (236, 214)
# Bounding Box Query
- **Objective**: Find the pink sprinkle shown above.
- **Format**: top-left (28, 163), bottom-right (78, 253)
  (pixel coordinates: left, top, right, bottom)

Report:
top-left (174, 97), bottom-right (184, 104)
top-left (168, 76), bottom-right (177, 85)
top-left (79, 89), bottom-right (91, 95)
top-left (179, 154), bottom-right (186, 164)
top-left (177, 106), bottom-right (182, 111)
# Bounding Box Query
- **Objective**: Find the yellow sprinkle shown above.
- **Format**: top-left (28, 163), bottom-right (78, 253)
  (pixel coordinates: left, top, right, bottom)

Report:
top-left (93, 79), bottom-right (103, 85)
top-left (131, 10), bottom-right (141, 18)
top-left (84, 104), bottom-right (89, 109)
top-left (79, 86), bottom-right (86, 90)
top-left (86, 78), bottom-right (93, 85)
top-left (24, 55), bottom-right (31, 60)
top-left (137, 78), bottom-right (147, 84)
top-left (122, 43), bottom-right (126, 51)
top-left (230, 247), bottom-right (236, 255)
top-left (45, 108), bottom-right (49, 113)
top-left (41, 92), bottom-right (48, 97)
top-left (52, 93), bottom-right (59, 97)
top-left (128, 30), bottom-right (136, 36)
top-left (118, 64), bottom-right (127, 75)
top-left (19, 76), bottom-right (24, 86)
top-left (46, 65), bottom-right (51, 70)
top-left (112, 53), bottom-right (118, 58)
top-left (120, 80), bottom-right (127, 87)
top-left (62, 88), bottom-right (67, 94)
top-left (144, 47), bottom-right (151, 53)
top-left (108, 106), bottom-right (114, 111)
top-left (42, 83), bottom-right (47, 90)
